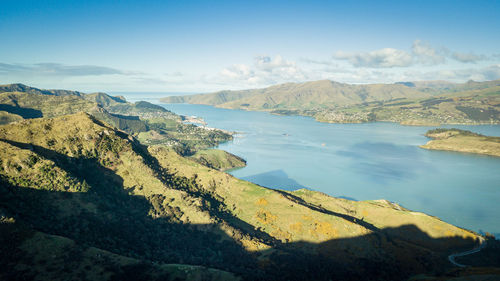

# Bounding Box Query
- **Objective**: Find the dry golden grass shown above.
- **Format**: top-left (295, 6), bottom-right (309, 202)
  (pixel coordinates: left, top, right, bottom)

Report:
top-left (421, 129), bottom-right (500, 157)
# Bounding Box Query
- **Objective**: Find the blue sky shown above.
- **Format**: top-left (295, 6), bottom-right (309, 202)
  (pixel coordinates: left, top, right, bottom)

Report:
top-left (1, 0), bottom-right (500, 92)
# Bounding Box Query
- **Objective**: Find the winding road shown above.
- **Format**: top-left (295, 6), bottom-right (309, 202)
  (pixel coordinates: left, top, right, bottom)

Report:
top-left (448, 236), bottom-right (487, 267)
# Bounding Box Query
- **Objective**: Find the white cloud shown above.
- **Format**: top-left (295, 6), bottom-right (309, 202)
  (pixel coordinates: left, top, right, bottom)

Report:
top-left (333, 48), bottom-right (413, 68)
top-left (332, 40), bottom-right (494, 69)
top-left (300, 57), bottom-right (337, 66)
top-left (255, 55), bottom-right (289, 70)
top-left (0, 62), bottom-right (195, 92)
top-left (451, 52), bottom-right (486, 63)
top-left (0, 62), bottom-right (131, 76)
top-left (254, 55), bottom-right (306, 81)
top-left (403, 64), bottom-right (500, 82)
top-left (411, 39), bottom-right (447, 65)
top-left (221, 64), bottom-right (254, 79)
top-left (3, 44), bottom-right (498, 92)
top-left (216, 55), bottom-right (308, 87)
top-left (213, 50), bottom-right (500, 90)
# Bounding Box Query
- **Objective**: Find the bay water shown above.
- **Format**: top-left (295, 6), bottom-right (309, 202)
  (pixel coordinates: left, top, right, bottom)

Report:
top-left (120, 93), bottom-right (500, 236)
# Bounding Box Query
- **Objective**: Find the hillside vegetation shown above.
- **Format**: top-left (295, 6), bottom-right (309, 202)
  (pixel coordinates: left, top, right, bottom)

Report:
top-left (162, 80), bottom-right (430, 108)
top-left (161, 79), bottom-right (500, 125)
top-left (0, 219), bottom-right (238, 281)
top-left (189, 149), bottom-right (246, 171)
top-left (0, 112), bottom-right (492, 280)
top-left (0, 83), bottom-right (235, 159)
top-left (420, 128), bottom-right (500, 157)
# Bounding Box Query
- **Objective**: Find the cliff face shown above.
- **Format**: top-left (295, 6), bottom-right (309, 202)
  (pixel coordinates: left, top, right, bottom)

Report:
top-left (0, 112), bottom-right (483, 280)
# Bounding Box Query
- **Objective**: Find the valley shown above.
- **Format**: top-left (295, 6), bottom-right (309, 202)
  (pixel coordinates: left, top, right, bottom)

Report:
top-left (1, 84), bottom-right (499, 280)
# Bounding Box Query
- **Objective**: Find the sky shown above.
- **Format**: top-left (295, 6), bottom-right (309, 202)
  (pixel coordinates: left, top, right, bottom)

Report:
top-left (1, 0), bottom-right (500, 92)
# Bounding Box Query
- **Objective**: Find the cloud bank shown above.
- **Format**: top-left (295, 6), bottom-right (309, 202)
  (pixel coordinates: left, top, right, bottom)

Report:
top-left (334, 48), bottom-right (413, 68)
top-left (218, 55), bottom-right (307, 86)
top-left (333, 40), bottom-right (490, 68)
top-left (451, 52), bottom-right (486, 63)
top-left (0, 40), bottom-right (499, 91)
top-left (213, 51), bottom-right (500, 89)
top-left (0, 63), bottom-right (131, 76)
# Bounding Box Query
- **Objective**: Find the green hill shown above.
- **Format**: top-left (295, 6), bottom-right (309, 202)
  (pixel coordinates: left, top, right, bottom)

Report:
top-left (189, 149), bottom-right (246, 171)
top-left (0, 219), bottom-right (238, 281)
top-left (161, 79), bottom-right (500, 125)
top-left (0, 83), bottom-right (233, 156)
top-left (85, 92), bottom-right (174, 116)
top-left (0, 83), bottom-right (85, 97)
top-left (0, 112), bottom-right (492, 280)
top-left (420, 128), bottom-right (500, 157)
top-left (161, 80), bottom-right (431, 109)
top-left (84, 92), bottom-right (128, 106)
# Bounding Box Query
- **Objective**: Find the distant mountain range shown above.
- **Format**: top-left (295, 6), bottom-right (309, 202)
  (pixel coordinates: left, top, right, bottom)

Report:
top-left (161, 79), bottom-right (500, 125)
top-left (163, 80), bottom-right (431, 108)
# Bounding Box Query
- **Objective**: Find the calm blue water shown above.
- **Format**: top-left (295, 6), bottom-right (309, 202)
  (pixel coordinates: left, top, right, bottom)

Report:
top-left (121, 94), bottom-right (500, 236)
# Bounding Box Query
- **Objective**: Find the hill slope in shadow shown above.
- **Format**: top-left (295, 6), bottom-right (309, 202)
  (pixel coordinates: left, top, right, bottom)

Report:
top-left (0, 112), bottom-right (496, 280)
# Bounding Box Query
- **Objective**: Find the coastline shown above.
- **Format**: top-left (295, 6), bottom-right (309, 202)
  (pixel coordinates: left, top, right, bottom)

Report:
top-left (160, 100), bottom-right (500, 127)
top-left (420, 128), bottom-right (500, 157)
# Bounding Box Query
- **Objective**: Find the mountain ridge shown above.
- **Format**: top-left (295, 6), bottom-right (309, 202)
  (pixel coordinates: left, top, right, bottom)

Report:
top-left (0, 83), bottom-right (235, 156)
top-left (162, 79), bottom-right (432, 109)
top-left (161, 79), bottom-right (500, 125)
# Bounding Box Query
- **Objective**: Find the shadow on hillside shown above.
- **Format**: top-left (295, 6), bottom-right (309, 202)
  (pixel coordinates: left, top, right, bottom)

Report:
top-left (273, 189), bottom-right (380, 232)
top-left (0, 104), bottom-right (42, 118)
top-left (337, 195), bottom-right (358, 201)
top-left (241, 169), bottom-right (307, 191)
top-left (0, 139), bottom-right (483, 281)
top-left (257, 223), bottom-right (480, 281)
top-left (120, 137), bottom-right (281, 246)
top-left (0, 139), bottom-right (262, 278)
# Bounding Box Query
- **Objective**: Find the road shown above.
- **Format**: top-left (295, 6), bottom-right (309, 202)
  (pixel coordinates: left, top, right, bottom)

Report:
top-left (448, 236), bottom-right (487, 267)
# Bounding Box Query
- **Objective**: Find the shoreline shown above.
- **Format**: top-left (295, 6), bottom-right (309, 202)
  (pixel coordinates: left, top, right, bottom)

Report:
top-left (161, 101), bottom-right (500, 127)
top-left (159, 101), bottom-right (500, 236)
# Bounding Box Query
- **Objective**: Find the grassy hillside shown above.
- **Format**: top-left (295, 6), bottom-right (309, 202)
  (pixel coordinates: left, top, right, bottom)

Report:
top-left (420, 128), bottom-right (500, 157)
top-left (0, 83), bottom-right (233, 155)
top-left (162, 80), bottom-right (431, 109)
top-left (85, 92), bottom-right (178, 118)
top-left (161, 79), bottom-right (500, 125)
top-left (0, 112), bottom-right (493, 280)
top-left (0, 90), bottom-right (97, 119)
top-left (0, 83), bottom-right (85, 97)
top-left (315, 85), bottom-right (500, 125)
top-left (189, 149), bottom-right (246, 171)
top-left (0, 219), bottom-right (238, 281)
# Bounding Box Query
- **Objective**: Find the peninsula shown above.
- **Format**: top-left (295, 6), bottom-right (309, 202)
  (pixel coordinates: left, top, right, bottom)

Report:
top-left (421, 128), bottom-right (500, 157)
